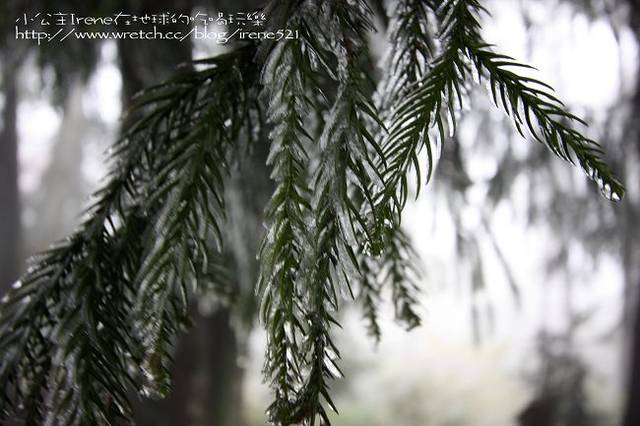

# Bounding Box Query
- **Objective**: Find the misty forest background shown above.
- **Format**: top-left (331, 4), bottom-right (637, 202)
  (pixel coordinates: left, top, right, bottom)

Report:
top-left (1, 0), bottom-right (640, 425)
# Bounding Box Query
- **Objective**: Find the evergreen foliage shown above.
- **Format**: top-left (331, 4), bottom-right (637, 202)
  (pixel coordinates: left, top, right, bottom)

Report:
top-left (0, 1), bottom-right (623, 425)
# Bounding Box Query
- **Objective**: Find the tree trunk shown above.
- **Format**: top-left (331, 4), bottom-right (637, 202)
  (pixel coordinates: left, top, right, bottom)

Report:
top-left (623, 280), bottom-right (640, 426)
top-left (0, 56), bottom-right (20, 295)
top-left (26, 80), bottom-right (90, 254)
top-left (621, 2), bottom-right (640, 424)
top-left (135, 309), bottom-right (245, 426)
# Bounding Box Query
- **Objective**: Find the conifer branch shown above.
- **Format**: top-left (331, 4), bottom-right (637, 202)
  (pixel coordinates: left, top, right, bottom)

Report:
top-left (256, 1), bottom-right (317, 422)
top-left (376, 0), bottom-right (437, 114)
top-left (382, 228), bottom-right (422, 330)
top-left (290, 2), bottom-right (386, 424)
top-left (380, 0), bottom-right (624, 232)
top-left (358, 255), bottom-right (382, 343)
top-left (466, 44), bottom-right (624, 200)
top-left (133, 53), bottom-right (254, 399)
top-left (364, 0), bottom-right (440, 333)
top-left (439, 0), bottom-right (623, 200)
top-left (380, 0), bottom-right (471, 227)
top-left (258, 1), bottom-right (388, 424)
top-left (0, 46), bottom-right (256, 425)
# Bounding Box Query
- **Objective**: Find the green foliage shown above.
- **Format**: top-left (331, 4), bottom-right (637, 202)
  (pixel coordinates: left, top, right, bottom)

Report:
top-left (0, 47), bottom-right (257, 424)
top-left (257, 1), bottom-right (316, 422)
top-left (0, 1), bottom-right (624, 425)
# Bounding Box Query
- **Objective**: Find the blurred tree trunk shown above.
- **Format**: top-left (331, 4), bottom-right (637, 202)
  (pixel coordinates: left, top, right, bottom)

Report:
top-left (26, 80), bottom-right (90, 254)
top-left (135, 309), bottom-right (245, 426)
top-left (623, 279), bottom-right (640, 426)
top-left (621, 3), bottom-right (640, 425)
top-left (0, 55), bottom-right (20, 295)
